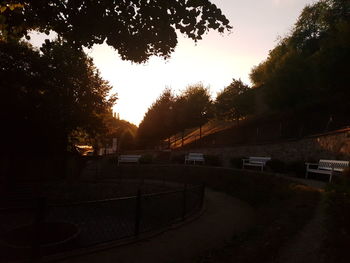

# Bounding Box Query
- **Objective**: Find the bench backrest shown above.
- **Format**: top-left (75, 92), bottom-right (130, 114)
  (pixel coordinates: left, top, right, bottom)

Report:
top-left (318, 159), bottom-right (349, 172)
top-left (187, 153), bottom-right (204, 160)
top-left (249, 157), bottom-right (271, 164)
top-left (118, 155), bottom-right (141, 162)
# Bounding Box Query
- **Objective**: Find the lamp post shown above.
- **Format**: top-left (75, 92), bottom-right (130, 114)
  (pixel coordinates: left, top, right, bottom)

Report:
top-left (168, 105), bottom-right (173, 149)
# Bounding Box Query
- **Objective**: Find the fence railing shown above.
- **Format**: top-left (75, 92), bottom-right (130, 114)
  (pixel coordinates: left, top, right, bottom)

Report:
top-left (163, 112), bottom-right (350, 149)
top-left (0, 183), bottom-right (205, 262)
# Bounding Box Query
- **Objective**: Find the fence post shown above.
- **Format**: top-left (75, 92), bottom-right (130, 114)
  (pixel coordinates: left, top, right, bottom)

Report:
top-left (200, 184), bottom-right (205, 209)
top-left (134, 189), bottom-right (142, 237)
top-left (32, 197), bottom-right (46, 261)
top-left (182, 184), bottom-right (187, 221)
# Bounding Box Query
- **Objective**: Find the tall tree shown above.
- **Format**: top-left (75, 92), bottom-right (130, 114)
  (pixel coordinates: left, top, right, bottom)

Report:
top-left (137, 84), bottom-right (213, 147)
top-left (175, 84), bottom-right (213, 132)
top-left (0, 0), bottom-right (232, 63)
top-left (250, 0), bottom-right (350, 111)
top-left (94, 111), bottom-right (137, 152)
top-left (137, 88), bottom-right (176, 147)
top-left (215, 79), bottom-right (254, 123)
top-left (0, 40), bottom-right (116, 156)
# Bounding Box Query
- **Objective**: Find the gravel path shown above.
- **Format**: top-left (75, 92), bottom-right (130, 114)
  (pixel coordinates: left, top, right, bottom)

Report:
top-left (57, 189), bottom-right (255, 263)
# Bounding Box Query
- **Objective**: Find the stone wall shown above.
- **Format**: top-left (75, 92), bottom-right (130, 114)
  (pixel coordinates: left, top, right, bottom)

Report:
top-left (175, 128), bottom-right (350, 166)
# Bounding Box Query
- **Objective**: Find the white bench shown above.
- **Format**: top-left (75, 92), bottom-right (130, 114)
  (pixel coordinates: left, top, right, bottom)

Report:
top-left (305, 159), bottom-right (349, 182)
top-left (185, 153), bottom-right (205, 164)
top-left (118, 155), bottom-right (141, 165)
top-left (242, 157), bottom-right (271, 171)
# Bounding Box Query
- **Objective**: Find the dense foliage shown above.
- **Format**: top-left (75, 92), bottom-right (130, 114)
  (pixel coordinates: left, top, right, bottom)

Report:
top-left (215, 78), bottom-right (255, 123)
top-left (138, 84), bottom-right (212, 147)
top-left (0, 40), bottom-right (116, 156)
top-left (0, 0), bottom-right (232, 63)
top-left (250, 0), bottom-right (350, 110)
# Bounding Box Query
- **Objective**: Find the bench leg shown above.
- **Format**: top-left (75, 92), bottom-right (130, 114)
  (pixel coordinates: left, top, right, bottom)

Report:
top-left (261, 165), bottom-right (264, 172)
top-left (329, 172), bottom-right (333, 183)
top-left (305, 170), bottom-right (308, 179)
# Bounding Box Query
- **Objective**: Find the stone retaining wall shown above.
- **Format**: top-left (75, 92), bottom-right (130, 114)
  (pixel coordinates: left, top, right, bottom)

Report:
top-left (175, 128), bottom-right (350, 166)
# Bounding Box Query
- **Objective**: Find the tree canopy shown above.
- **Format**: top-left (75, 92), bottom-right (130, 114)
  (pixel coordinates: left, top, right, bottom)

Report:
top-left (0, 40), bottom-right (116, 155)
top-left (137, 88), bottom-right (175, 147)
top-left (175, 84), bottom-right (212, 131)
top-left (1, 0), bottom-right (232, 62)
top-left (215, 79), bottom-right (254, 122)
top-left (137, 84), bottom-right (212, 147)
top-left (250, 0), bottom-right (350, 110)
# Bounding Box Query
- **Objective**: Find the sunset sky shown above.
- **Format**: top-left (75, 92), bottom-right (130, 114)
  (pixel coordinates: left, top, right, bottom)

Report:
top-left (32, 0), bottom-right (315, 126)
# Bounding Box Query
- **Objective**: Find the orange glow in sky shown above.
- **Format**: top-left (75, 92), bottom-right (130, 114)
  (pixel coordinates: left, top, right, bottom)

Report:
top-left (86, 0), bottom-right (315, 126)
top-left (31, 0), bottom-right (315, 126)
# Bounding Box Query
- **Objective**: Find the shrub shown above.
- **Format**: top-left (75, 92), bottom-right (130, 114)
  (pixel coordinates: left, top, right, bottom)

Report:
top-left (154, 151), bottom-right (171, 163)
top-left (342, 168), bottom-right (350, 179)
top-left (139, 154), bottom-right (153, 164)
top-left (266, 159), bottom-right (286, 173)
top-left (286, 160), bottom-right (306, 177)
top-left (230, 157), bottom-right (244, 169)
top-left (204, 154), bottom-right (222, 166)
top-left (171, 154), bottom-right (186, 164)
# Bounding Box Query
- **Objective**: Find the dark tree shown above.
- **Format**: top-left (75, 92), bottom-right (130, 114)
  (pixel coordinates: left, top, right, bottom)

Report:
top-left (137, 84), bottom-right (212, 147)
top-left (137, 88), bottom-right (176, 147)
top-left (94, 111), bottom-right (138, 152)
top-left (1, 0), bottom-right (232, 62)
top-left (215, 79), bottom-right (254, 123)
top-left (175, 83), bottom-right (213, 131)
top-left (0, 40), bottom-right (116, 156)
top-left (250, 0), bottom-right (350, 110)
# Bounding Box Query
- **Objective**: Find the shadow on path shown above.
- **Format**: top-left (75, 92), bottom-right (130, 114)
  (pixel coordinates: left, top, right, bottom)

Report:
top-left (58, 189), bottom-right (255, 263)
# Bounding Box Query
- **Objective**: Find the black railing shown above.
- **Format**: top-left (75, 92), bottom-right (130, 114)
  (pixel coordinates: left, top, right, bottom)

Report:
top-left (0, 183), bottom-right (205, 262)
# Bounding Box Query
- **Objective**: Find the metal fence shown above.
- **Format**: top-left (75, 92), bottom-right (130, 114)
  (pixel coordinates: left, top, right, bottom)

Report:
top-left (0, 184), bottom-right (204, 262)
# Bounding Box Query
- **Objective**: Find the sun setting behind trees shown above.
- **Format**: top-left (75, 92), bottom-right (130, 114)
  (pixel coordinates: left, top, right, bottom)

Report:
top-left (0, 1), bottom-right (350, 262)
top-left (1, 0), bottom-right (349, 156)
top-left (20, 0), bottom-right (319, 126)
top-left (77, 0), bottom-right (318, 125)
top-left (0, 0), bottom-right (233, 177)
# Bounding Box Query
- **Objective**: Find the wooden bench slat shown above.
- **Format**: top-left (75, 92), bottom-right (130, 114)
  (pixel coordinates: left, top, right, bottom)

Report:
top-left (305, 159), bottom-right (349, 182)
top-left (242, 157), bottom-right (271, 171)
top-left (185, 153), bottom-right (205, 164)
top-left (118, 155), bottom-right (141, 165)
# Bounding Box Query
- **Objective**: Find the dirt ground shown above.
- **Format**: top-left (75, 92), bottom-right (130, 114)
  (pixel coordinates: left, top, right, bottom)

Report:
top-left (56, 189), bottom-right (255, 263)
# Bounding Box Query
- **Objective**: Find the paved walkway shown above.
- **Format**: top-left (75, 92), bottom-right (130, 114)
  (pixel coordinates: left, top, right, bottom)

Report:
top-left (275, 176), bottom-right (326, 263)
top-left (57, 189), bottom-right (255, 263)
top-left (276, 199), bottom-right (326, 263)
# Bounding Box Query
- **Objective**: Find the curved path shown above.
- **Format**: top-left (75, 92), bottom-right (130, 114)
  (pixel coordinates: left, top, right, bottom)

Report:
top-left (275, 176), bottom-right (326, 263)
top-left (57, 189), bottom-right (255, 263)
